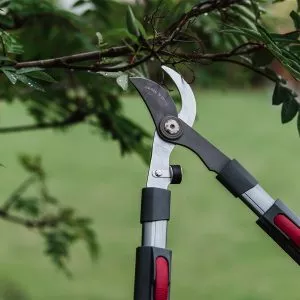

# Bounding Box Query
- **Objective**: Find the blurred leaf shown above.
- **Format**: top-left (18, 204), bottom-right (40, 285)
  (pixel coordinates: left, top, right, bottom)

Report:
top-left (17, 68), bottom-right (56, 83)
top-left (98, 71), bottom-right (124, 78)
top-left (281, 96), bottom-right (299, 123)
top-left (43, 230), bottom-right (71, 276)
top-left (116, 74), bottom-right (129, 90)
top-left (0, 31), bottom-right (23, 54)
top-left (1, 68), bottom-right (17, 84)
top-left (135, 18), bottom-right (147, 39)
top-left (72, 0), bottom-right (85, 8)
top-left (13, 197), bottom-right (40, 217)
top-left (26, 71), bottom-right (57, 83)
top-left (18, 154), bottom-right (45, 179)
top-left (250, 0), bottom-right (260, 20)
top-left (17, 67), bottom-right (44, 74)
top-left (59, 207), bottom-right (75, 224)
top-left (80, 226), bottom-right (99, 260)
top-left (96, 31), bottom-right (103, 47)
top-left (0, 55), bottom-right (15, 62)
top-left (126, 6), bottom-right (139, 37)
top-left (0, 0), bottom-right (10, 9)
top-left (290, 10), bottom-right (300, 29)
top-left (15, 74), bottom-right (45, 92)
top-left (273, 83), bottom-right (292, 106)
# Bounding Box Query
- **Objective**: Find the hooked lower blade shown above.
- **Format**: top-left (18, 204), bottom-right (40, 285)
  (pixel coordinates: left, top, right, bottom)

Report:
top-left (161, 66), bottom-right (196, 127)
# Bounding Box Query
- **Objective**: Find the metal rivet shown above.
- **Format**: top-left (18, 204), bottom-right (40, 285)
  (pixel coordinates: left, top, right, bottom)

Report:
top-left (154, 170), bottom-right (163, 177)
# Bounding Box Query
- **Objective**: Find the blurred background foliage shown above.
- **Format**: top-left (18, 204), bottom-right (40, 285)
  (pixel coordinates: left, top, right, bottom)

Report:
top-left (0, 0), bottom-right (300, 299)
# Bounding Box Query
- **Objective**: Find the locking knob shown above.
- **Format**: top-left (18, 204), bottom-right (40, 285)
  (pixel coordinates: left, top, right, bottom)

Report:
top-left (170, 165), bottom-right (182, 184)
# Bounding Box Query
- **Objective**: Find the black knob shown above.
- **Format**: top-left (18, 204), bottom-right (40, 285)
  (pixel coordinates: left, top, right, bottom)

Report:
top-left (170, 165), bottom-right (182, 184)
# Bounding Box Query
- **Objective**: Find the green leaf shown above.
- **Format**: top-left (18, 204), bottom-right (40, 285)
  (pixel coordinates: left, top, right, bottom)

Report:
top-left (272, 83), bottom-right (291, 105)
top-left (15, 74), bottom-right (45, 92)
top-left (270, 32), bottom-right (300, 45)
top-left (1, 68), bottom-right (17, 84)
top-left (250, 0), bottom-right (260, 20)
top-left (0, 0), bottom-right (10, 8)
top-left (18, 154), bottom-right (45, 179)
top-left (290, 11), bottom-right (300, 29)
top-left (0, 55), bottom-right (15, 63)
top-left (80, 227), bottom-right (99, 260)
top-left (281, 97), bottom-right (299, 123)
top-left (0, 31), bottom-right (23, 54)
top-left (17, 67), bottom-right (44, 74)
top-left (252, 48), bottom-right (274, 67)
top-left (230, 4), bottom-right (257, 30)
top-left (97, 71), bottom-right (124, 78)
top-left (27, 71), bottom-right (57, 83)
top-left (13, 197), bottom-right (40, 217)
top-left (135, 18), bottom-right (147, 39)
top-left (72, 0), bottom-right (85, 7)
top-left (105, 27), bottom-right (139, 44)
top-left (116, 74), bottom-right (129, 91)
top-left (126, 6), bottom-right (139, 37)
top-left (96, 32), bottom-right (103, 47)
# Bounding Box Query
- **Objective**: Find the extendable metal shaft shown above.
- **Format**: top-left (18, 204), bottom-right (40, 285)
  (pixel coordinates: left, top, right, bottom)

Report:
top-left (142, 221), bottom-right (168, 248)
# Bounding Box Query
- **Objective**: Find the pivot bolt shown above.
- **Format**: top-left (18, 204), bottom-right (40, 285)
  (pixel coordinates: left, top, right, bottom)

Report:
top-left (159, 116), bottom-right (183, 140)
top-left (164, 119), bottom-right (180, 135)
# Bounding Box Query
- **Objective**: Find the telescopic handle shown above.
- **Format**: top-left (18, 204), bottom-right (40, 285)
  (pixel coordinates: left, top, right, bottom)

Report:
top-left (134, 188), bottom-right (172, 300)
top-left (217, 159), bottom-right (300, 265)
top-left (257, 199), bottom-right (300, 265)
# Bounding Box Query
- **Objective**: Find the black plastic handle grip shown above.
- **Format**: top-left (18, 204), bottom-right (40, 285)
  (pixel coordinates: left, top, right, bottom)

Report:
top-left (134, 246), bottom-right (172, 300)
top-left (257, 199), bottom-right (300, 265)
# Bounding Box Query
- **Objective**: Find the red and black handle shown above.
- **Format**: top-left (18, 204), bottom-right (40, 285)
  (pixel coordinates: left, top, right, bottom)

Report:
top-left (257, 200), bottom-right (300, 264)
top-left (134, 246), bottom-right (171, 300)
top-left (134, 187), bottom-right (172, 300)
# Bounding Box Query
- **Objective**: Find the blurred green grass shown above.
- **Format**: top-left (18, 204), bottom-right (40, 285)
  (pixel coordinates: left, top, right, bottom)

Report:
top-left (0, 88), bottom-right (299, 300)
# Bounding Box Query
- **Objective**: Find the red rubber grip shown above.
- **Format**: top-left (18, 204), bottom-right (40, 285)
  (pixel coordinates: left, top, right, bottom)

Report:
top-left (155, 257), bottom-right (169, 300)
top-left (274, 214), bottom-right (300, 247)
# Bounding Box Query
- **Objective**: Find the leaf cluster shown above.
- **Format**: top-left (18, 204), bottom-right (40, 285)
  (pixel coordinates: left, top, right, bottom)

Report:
top-left (1, 154), bottom-right (99, 275)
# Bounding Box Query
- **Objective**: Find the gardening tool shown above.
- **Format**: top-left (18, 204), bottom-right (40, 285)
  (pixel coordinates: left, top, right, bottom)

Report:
top-left (130, 66), bottom-right (300, 300)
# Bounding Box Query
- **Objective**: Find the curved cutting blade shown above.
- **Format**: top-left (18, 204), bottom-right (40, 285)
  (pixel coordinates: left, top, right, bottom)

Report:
top-left (141, 66), bottom-right (197, 189)
top-left (129, 77), bottom-right (178, 129)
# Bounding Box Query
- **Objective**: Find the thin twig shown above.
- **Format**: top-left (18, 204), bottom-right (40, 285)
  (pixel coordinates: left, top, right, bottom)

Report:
top-left (1, 176), bottom-right (37, 212)
top-left (0, 117), bottom-right (84, 134)
top-left (0, 210), bottom-right (60, 228)
top-left (214, 58), bottom-right (277, 82)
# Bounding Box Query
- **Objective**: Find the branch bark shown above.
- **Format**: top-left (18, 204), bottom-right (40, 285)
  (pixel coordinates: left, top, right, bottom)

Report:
top-left (0, 209), bottom-right (60, 228)
top-left (15, 46), bottom-right (132, 69)
top-left (0, 116), bottom-right (84, 134)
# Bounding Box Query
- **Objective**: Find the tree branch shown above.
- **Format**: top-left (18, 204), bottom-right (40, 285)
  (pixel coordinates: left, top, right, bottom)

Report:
top-left (165, 0), bottom-right (242, 39)
top-left (1, 176), bottom-right (36, 212)
top-left (159, 43), bottom-right (263, 62)
top-left (13, 1), bottom-right (244, 73)
top-left (0, 116), bottom-right (84, 134)
top-left (0, 209), bottom-right (60, 228)
top-left (214, 58), bottom-right (277, 82)
top-left (15, 46), bottom-right (133, 69)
